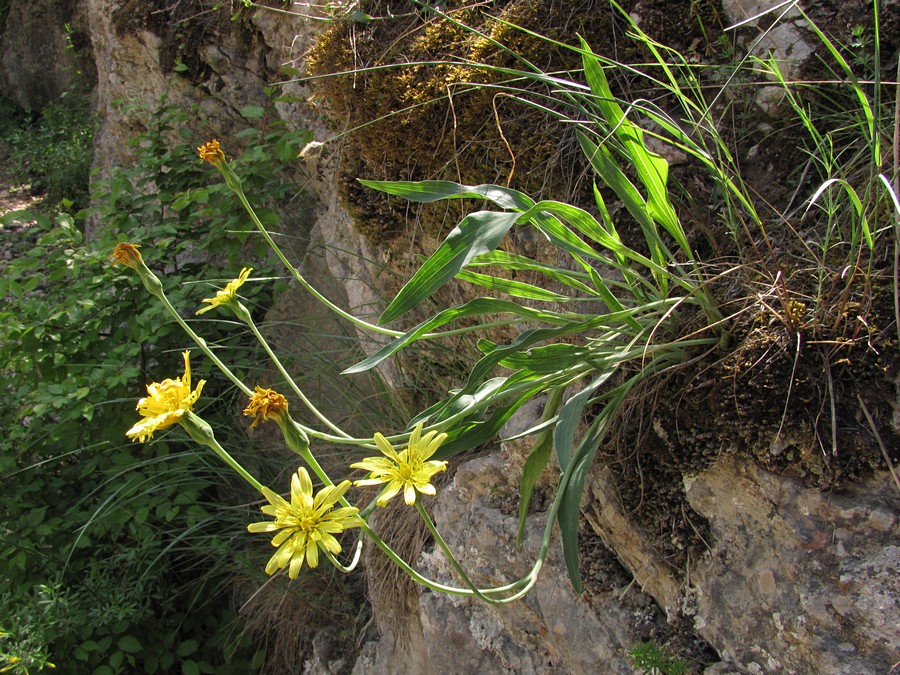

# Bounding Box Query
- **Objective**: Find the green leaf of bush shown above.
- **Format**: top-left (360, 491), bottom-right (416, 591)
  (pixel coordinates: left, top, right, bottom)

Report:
top-left (377, 210), bottom-right (521, 324)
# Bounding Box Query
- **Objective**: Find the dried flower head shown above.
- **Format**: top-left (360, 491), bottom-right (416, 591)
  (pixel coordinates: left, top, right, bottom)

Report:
top-left (197, 139), bottom-right (226, 167)
top-left (111, 242), bottom-right (143, 270)
top-left (243, 386), bottom-right (289, 428)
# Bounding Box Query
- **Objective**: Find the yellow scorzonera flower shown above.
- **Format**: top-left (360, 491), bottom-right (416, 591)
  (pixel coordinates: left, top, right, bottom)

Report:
top-left (248, 468), bottom-right (362, 578)
top-left (196, 267), bottom-right (252, 315)
top-left (110, 242), bottom-right (143, 269)
top-left (243, 386), bottom-right (288, 428)
top-left (126, 351), bottom-right (205, 442)
top-left (351, 422), bottom-right (448, 506)
top-left (197, 138), bottom-right (226, 166)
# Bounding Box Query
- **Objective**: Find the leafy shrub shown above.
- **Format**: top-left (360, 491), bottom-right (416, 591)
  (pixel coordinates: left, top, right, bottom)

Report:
top-left (0, 93), bottom-right (97, 209)
top-left (0, 93), bottom-right (310, 673)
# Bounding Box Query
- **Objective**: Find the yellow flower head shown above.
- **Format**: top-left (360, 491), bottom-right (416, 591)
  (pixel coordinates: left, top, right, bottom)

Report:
top-left (248, 468), bottom-right (362, 578)
top-left (198, 139), bottom-right (226, 167)
top-left (111, 242), bottom-right (143, 270)
top-left (126, 351), bottom-right (206, 442)
top-left (351, 422), bottom-right (448, 506)
top-left (243, 386), bottom-right (288, 428)
top-left (196, 267), bottom-right (252, 315)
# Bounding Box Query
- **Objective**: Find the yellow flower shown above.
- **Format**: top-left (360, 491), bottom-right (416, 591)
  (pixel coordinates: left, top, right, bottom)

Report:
top-left (126, 351), bottom-right (206, 442)
top-left (243, 386), bottom-right (288, 428)
top-left (110, 242), bottom-right (143, 270)
top-left (248, 468), bottom-right (362, 578)
top-left (197, 139), bottom-right (226, 166)
top-left (351, 422), bottom-right (448, 506)
top-left (196, 267), bottom-right (252, 315)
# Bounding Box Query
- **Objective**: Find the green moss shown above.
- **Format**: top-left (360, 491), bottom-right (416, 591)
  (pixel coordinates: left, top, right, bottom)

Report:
top-left (306, 1), bottom-right (625, 245)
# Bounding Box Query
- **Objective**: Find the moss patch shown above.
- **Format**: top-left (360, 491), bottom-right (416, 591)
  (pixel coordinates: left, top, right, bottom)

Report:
top-left (307, 0), bottom-right (729, 246)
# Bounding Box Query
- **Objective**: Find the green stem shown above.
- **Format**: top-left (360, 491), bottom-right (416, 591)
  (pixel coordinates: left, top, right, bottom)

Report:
top-left (180, 411), bottom-right (265, 493)
top-left (234, 301), bottom-right (352, 438)
top-left (325, 539), bottom-right (363, 573)
top-left (226, 172), bottom-right (402, 338)
top-left (415, 500), bottom-right (519, 605)
top-left (149, 282), bottom-right (253, 399)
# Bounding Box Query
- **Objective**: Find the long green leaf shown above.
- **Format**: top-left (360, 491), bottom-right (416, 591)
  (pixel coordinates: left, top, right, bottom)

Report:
top-left (441, 321), bottom-right (606, 410)
top-left (576, 130), bottom-right (670, 284)
top-left (436, 382), bottom-right (545, 457)
top-left (455, 269), bottom-right (576, 302)
top-left (498, 343), bottom-right (592, 373)
top-left (516, 386), bottom-right (565, 546)
top-left (469, 250), bottom-right (600, 296)
top-left (554, 374), bottom-right (613, 471)
top-left (411, 376), bottom-right (507, 429)
top-left (580, 39), bottom-right (688, 255)
top-left (343, 297), bottom-right (578, 374)
top-left (378, 210), bottom-right (521, 324)
top-left (557, 380), bottom-right (632, 591)
top-left (359, 179), bottom-right (534, 211)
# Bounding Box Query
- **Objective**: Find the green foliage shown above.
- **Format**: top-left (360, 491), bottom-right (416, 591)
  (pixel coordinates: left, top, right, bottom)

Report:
top-left (351, 30), bottom-right (729, 589)
top-left (0, 92), bottom-right (310, 672)
top-left (0, 93), bottom-right (97, 209)
top-left (629, 640), bottom-right (687, 675)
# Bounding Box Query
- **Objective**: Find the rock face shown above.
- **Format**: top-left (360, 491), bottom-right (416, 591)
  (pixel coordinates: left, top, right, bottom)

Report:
top-left (411, 427), bottom-right (899, 674)
top-left (0, 0), bottom-right (95, 109)
top-left (685, 457), bottom-right (898, 673)
top-left (3, 1), bottom-right (897, 672)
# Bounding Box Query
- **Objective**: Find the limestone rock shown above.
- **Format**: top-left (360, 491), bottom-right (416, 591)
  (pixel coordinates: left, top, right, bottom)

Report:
top-left (416, 436), bottom-right (649, 673)
top-left (684, 457), bottom-right (899, 673)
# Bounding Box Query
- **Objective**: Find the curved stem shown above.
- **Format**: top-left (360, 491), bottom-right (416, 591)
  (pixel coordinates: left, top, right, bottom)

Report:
top-left (181, 411), bottom-right (265, 493)
top-left (230, 184), bottom-right (403, 338)
top-left (325, 538), bottom-right (363, 573)
top-left (415, 500), bottom-right (520, 605)
top-left (151, 287), bottom-right (254, 398)
top-left (235, 302), bottom-right (352, 438)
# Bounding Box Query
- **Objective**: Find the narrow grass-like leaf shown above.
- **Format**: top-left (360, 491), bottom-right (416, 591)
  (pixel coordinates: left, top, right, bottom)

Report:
top-left (525, 207), bottom-right (616, 263)
top-left (455, 269), bottom-right (576, 302)
top-left (469, 250), bottom-right (601, 296)
top-left (359, 179), bottom-right (534, 211)
top-left (516, 386), bottom-right (564, 545)
top-left (444, 321), bottom-right (606, 407)
top-left (343, 297), bottom-right (579, 374)
top-left (525, 200), bottom-right (632, 257)
top-left (434, 375), bottom-right (550, 457)
top-left (557, 375), bottom-right (635, 591)
top-left (806, 178), bottom-right (872, 251)
top-left (498, 343), bottom-right (592, 373)
top-left (580, 40), bottom-right (685, 249)
top-left (412, 376), bottom-right (507, 428)
top-left (576, 130), bottom-right (671, 284)
top-left (378, 210), bottom-right (521, 324)
top-left (554, 374), bottom-right (612, 471)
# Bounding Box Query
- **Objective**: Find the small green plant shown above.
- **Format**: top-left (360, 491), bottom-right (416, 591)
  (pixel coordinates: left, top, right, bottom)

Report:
top-left (629, 640), bottom-right (687, 675)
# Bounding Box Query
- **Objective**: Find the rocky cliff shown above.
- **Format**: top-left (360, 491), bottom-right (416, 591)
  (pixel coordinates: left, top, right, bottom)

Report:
top-left (2, 1), bottom-right (896, 672)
